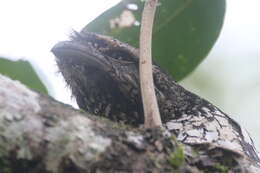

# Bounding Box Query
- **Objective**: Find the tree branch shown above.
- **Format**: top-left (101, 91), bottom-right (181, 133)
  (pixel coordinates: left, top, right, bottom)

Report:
top-left (0, 74), bottom-right (259, 172)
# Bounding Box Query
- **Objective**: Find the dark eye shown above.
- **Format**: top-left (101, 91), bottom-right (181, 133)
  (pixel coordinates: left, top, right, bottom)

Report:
top-left (105, 49), bottom-right (136, 62)
top-left (94, 108), bottom-right (99, 114)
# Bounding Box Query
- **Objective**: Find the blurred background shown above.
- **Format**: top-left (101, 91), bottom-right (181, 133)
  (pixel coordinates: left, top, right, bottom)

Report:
top-left (0, 0), bottom-right (259, 149)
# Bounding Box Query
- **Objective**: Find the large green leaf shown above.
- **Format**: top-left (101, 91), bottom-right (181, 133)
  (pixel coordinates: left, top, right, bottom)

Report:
top-left (84, 0), bottom-right (225, 81)
top-left (0, 58), bottom-right (48, 94)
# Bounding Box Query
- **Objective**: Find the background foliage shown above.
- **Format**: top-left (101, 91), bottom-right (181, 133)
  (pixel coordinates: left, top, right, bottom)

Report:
top-left (0, 58), bottom-right (48, 94)
top-left (85, 0), bottom-right (226, 81)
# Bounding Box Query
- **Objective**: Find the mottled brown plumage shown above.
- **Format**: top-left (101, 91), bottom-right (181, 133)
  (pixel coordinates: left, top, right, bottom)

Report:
top-left (52, 31), bottom-right (260, 167)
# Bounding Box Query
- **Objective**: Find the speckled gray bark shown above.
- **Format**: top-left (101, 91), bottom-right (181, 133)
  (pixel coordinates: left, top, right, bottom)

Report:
top-left (0, 75), bottom-right (111, 172)
top-left (0, 75), bottom-right (260, 173)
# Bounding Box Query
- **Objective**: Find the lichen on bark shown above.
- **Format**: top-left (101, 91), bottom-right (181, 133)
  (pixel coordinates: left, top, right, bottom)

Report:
top-left (0, 73), bottom-right (259, 172)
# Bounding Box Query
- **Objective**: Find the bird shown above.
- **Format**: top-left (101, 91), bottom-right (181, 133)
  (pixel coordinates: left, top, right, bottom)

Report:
top-left (52, 31), bottom-right (260, 166)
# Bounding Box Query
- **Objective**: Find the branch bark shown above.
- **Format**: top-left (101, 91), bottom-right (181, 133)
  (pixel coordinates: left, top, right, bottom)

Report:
top-left (0, 75), bottom-right (260, 173)
top-left (139, 0), bottom-right (162, 128)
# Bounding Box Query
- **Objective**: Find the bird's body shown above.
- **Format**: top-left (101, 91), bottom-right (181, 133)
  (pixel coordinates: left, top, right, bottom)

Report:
top-left (52, 31), bottom-right (260, 166)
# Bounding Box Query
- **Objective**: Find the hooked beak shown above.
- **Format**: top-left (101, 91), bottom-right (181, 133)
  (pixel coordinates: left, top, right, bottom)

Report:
top-left (51, 39), bottom-right (111, 72)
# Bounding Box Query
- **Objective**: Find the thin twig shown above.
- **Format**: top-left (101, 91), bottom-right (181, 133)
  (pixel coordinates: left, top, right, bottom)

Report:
top-left (139, 0), bottom-right (162, 128)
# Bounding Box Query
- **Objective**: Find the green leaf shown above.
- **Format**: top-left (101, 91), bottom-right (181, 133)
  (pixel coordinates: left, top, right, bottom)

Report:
top-left (83, 0), bottom-right (225, 81)
top-left (0, 58), bottom-right (48, 94)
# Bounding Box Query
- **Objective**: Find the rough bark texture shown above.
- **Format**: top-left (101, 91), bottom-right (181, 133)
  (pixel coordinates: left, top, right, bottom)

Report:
top-left (0, 74), bottom-right (260, 173)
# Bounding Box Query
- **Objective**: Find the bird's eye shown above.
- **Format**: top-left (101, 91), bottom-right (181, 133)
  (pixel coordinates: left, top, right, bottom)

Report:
top-left (104, 49), bottom-right (136, 63)
top-left (94, 108), bottom-right (99, 114)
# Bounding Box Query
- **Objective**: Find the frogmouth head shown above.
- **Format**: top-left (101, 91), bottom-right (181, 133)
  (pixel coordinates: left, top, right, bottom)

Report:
top-left (52, 32), bottom-right (224, 127)
top-left (52, 31), bottom-right (145, 125)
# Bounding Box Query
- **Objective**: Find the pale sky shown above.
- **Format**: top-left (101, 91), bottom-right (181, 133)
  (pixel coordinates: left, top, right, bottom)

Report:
top-left (0, 0), bottom-right (260, 148)
top-left (0, 0), bottom-right (120, 102)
